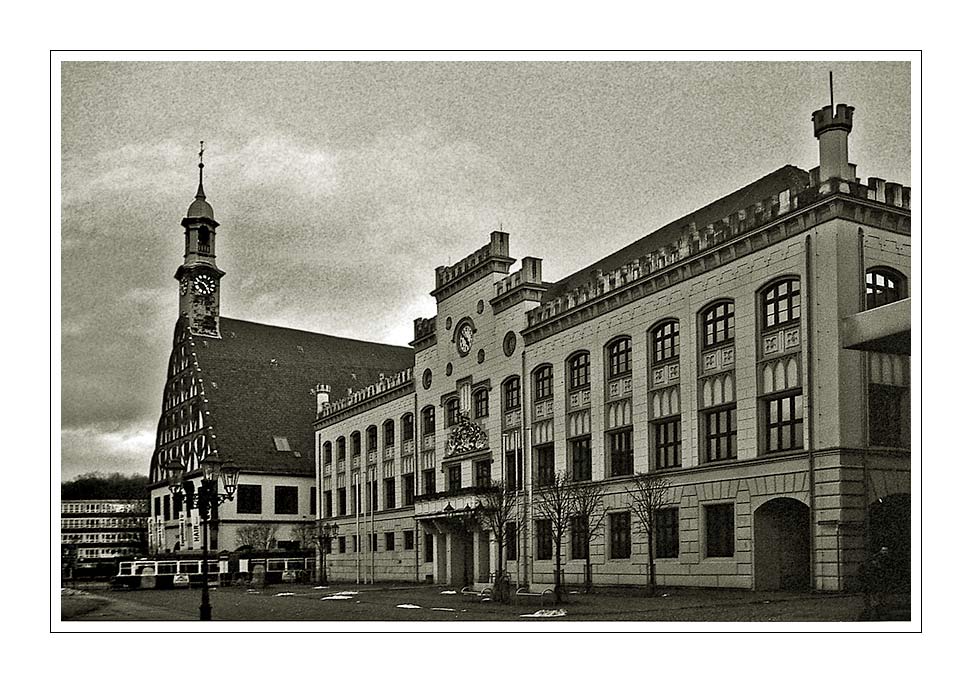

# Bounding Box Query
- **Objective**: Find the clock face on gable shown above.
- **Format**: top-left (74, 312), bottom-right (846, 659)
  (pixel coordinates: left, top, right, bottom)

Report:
top-left (456, 322), bottom-right (474, 356)
top-left (193, 274), bottom-right (216, 296)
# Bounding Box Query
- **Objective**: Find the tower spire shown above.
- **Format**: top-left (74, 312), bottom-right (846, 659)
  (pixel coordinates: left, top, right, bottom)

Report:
top-left (196, 140), bottom-right (206, 200)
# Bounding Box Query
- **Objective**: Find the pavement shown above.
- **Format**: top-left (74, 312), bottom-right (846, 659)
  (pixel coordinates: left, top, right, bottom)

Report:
top-left (59, 582), bottom-right (908, 623)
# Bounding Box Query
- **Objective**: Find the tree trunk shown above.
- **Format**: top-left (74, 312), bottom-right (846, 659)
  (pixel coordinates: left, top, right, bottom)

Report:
top-left (647, 528), bottom-right (656, 597)
top-left (554, 540), bottom-right (562, 604)
top-left (585, 556), bottom-right (592, 593)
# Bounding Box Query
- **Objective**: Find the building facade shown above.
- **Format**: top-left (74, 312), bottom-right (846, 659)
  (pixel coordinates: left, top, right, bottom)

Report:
top-left (61, 499), bottom-right (148, 578)
top-left (147, 151), bottom-right (414, 557)
top-left (314, 100), bottom-right (911, 591)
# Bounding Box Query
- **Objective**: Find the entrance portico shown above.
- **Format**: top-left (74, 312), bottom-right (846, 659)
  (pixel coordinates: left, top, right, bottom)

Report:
top-left (416, 496), bottom-right (494, 587)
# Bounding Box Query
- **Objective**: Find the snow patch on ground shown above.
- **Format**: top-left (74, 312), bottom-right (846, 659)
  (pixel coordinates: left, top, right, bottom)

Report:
top-left (313, 586), bottom-right (329, 590)
top-left (431, 607), bottom-right (456, 612)
top-left (321, 595), bottom-right (353, 601)
top-left (440, 590), bottom-right (457, 595)
top-left (335, 591), bottom-right (359, 596)
top-left (396, 604), bottom-right (422, 609)
top-left (520, 609), bottom-right (567, 618)
top-left (275, 592), bottom-right (295, 597)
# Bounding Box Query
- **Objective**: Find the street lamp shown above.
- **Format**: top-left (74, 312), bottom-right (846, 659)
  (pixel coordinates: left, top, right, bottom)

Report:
top-left (165, 457), bottom-right (240, 621)
top-left (316, 520), bottom-right (339, 585)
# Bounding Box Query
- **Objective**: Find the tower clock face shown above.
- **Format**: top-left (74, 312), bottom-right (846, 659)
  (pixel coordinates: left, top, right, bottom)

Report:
top-left (193, 274), bottom-right (216, 295)
top-left (456, 322), bottom-right (473, 356)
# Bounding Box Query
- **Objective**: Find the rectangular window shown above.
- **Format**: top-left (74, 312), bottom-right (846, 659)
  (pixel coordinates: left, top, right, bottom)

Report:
top-left (370, 480), bottom-right (379, 513)
top-left (704, 406), bottom-right (737, 462)
top-left (385, 531), bottom-right (395, 551)
top-left (448, 465), bottom-right (462, 493)
top-left (570, 516), bottom-right (589, 560)
top-left (653, 417), bottom-right (682, 469)
top-left (353, 535), bottom-right (359, 552)
top-left (371, 533), bottom-right (378, 551)
top-left (506, 522), bottom-right (518, 560)
top-left (367, 428), bottom-right (378, 452)
top-left (324, 490), bottom-right (333, 518)
top-left (475, 459), bottom-right (492, 488)
top-left (534, 366), bottom-right (553, 400)
top-left (505, 450), bottom-right (521, 490)
top-left (536, 519), bottom-right (553, 560)
top-left (424, 533), bottom-right (434, 563)
top-left (237, 484), bottom-right (262, 514)
top-left (705, 504), bottom-right (735, 557)
top-left (154, 497), bottom-right (161, 517)
top-left (402, 414), bottom-right (415, 442)
top-left (569, 353), bottom-right (590, 390)
top-left (404, 530), bottom-right (415, 550)
top-left (384, 478), bottom-right (396, 510)
top-left (869, 384), bottom-right (909, 448)
top-left (338, 536), bottom-right (346, 554)
top-left (274, 486), bottom-right (299, 515)
top-left (655, 508), bottom-right (679, 559)
top-left (609, 428), bottom-right (634, 477)
top-left (403, 474), bottom-right (415, 506)
top-left (310, 487), bottom-right (317, 515)
top-left (163, 494), bottom-right (171, 521)
top-left (447, 399), bottom-right (460, 427)
top-left (384, 421), bottom-right (395, 447)
top-left (338, 488), bottom-right (347, 516)
top-left (423, 468), bottom-right (437, 495)
top-left (504, 378), bottom-right (521, 411)
top-left (535, 444), bottom-right (555, 486)
top-left (609, 512), bottom-right (631, 559)
top-left (764, 393), bottom-right (804, 453)
top-left (475, 390), bottom-right (489, 419)
top-left (703, 302), bottom-right (735, 348)
top-left (422, 408), bottom-right (436, 436)
top-left (570, 437), bottom-right (592, 481)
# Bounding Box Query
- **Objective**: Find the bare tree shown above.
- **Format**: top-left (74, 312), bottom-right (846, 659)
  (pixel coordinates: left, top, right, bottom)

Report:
top-left (628, 472), bottom-right (673, 596)
top-left (569, 479), bottom-right (608, 593)
top-left (290, 522), bottom-right (316, 549)
top-left (476, 480), bottom-right (520, 603)
top-left (533, 470), bottom-right (574, 604)
top-left (236, 523), bottom-right (279, 551)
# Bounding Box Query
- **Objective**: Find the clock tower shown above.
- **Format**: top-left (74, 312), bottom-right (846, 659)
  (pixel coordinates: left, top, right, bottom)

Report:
top-left (175, 142), bottom-right (225, 337)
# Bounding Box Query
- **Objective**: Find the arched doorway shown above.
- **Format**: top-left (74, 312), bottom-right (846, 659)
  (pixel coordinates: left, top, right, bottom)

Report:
top-left (753, 497), bottom-right (811, 591)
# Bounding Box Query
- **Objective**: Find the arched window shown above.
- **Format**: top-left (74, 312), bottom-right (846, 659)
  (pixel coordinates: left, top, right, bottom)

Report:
top-left (350, 431), bottom-right (361, 457)
top-left (401, 413), bottom-right (415, 442)
top-left (761, 278), bottom-right (801, 329)
top-left (421, 405), bottom-right (436, 436)
top-left (366, 425), bottom-right (378, 452)
top-left (702, 301), bottom-right (735, 348)
top-left (383, 419), bottom-right (395, 448)
top-left (503, 376), bottom-right (521, 411)
top-left (606, 337), bottom-right (632, 378)
top-left (323, 441), bottom-right (333, 465)
top-left (446, 398), bottom-right (460, 427)
top-left (651, 320), bottom-right (679, 363)
top-left (474, 388), bottom-right (489, 419)
top-left (567, 351), bottom-right (590, 391)
top-left (336, 436), bottom-right (346, 461)
top-left (866, 267), bottom-right (906, 309)
top-left (534, 365), bottom-right (553, 401)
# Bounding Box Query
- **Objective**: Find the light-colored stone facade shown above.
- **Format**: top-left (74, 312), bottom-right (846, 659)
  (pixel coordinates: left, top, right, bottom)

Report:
top-left (315, 100), bottom-right (911, 592)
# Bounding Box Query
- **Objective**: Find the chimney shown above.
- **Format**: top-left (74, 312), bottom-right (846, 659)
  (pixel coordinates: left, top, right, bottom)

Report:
top-left (315, 384), bottom-right (331, 413)
top-left (812, 103), bottom-right (855, 184)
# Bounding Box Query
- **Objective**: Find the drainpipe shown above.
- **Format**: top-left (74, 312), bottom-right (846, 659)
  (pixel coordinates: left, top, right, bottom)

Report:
top-left (355, 472), bottom-right (361, 584)
top-left (414, 390), bottom-right (420, 584)
top-left (521, 347), bottom-right (532, 588)
top-left (805, 235), bottom-right (817, 590)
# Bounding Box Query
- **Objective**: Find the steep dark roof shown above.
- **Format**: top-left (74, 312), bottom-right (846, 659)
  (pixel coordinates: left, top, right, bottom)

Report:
top-left (193, 317), bottom-right (414, 476)
top-left (542, 165), bottom-right (811, 303)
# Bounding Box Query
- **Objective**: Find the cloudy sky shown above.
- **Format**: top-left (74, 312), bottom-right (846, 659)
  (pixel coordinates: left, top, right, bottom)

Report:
top-left (59, 60), bottom-right (910, 481)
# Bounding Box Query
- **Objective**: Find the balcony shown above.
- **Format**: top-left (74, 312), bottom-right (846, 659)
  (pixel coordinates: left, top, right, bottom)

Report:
top-left (841, 298), bottom-right (910, 355)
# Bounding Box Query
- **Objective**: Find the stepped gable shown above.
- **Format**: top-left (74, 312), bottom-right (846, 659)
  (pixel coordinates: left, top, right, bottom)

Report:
top-left (192, 317), bottom-right (414, 475)
top-left (541, 165), bottom-right (811, 303)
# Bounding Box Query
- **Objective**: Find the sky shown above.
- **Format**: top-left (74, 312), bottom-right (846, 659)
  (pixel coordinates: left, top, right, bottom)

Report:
top-left (59, 60), bottom-right (911, 481)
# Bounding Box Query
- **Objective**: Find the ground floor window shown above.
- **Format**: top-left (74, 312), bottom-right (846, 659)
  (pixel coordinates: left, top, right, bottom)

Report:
top-left (609, 511), bottom-right (631, 559)
top-left (570, 437), bottom-right (592, 481)
top-left (869, 383), bottom-right (909, 448)
top-left (536, 519), bottom-right (553, 560)
top-left (570, 515), bottom-right (589, 560)
top-left (424, 533), bottom-right (434, 563)
top-left (404, 530), bottom-right (415, 550)
top-left (385, 531), bottom-right (395, 551)
top-left (506, 522), bottom-right (518, 560)
top-left (705, 504), bottom-right (735, 557)
top-left (535, 444), bottom-right (555, 486)
top-left (338, 536), bottom-right (346, 554)
top-left (608, 428), bottom-right (634, 477)
top-left (655, 507), bottom-right (679, 559)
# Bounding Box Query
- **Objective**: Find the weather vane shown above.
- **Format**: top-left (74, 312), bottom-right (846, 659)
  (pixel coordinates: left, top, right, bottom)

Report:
top-left (199, 140), bottom-right (205, 167)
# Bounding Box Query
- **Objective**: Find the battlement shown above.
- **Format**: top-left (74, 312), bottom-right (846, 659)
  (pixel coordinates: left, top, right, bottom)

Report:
top-left (494, 256), bottom-right (543, 299)
top-left (432, 231), bottom-right (515, 299)
top-left (812, 103), bottom-right (855, 137)
top-left (526, 178), bottom-right (909, 330)
top-left (318, 367), bottom-right (414, 418)
top-left (412, 315), bottom-right (437, 343)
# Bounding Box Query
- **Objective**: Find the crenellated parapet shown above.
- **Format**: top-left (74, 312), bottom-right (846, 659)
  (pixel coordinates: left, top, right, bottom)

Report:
top-left (317, 367), bottom-right (415, 422)
top-left (491, 256), bottom-right (546, 313)
top-left (411, 315), bottom-right (437, 350)
top-left (525, 178), bottom-right (910, 332)
top-left (431, 231), bottom-right (516, 302)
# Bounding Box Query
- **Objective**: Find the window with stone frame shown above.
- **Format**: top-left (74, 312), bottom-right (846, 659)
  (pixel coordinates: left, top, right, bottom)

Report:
top-left (653, 417), bottom-right (681, 469)
top-left (446, 398), bottom-right (460, 427)
top-left (763, 391), bottom-right (804, 453)
top-left (366, 425), bottom-right (378, 453)
top-left (424, 533), bottom-right (434, 562)
top-left (402, 413), bottom-right (415, 442)
top-left (609, 511), bottom-right (631, 559)
top-left (655, 507), bottom-right (679, 559)
top-left (474, 388), bottom-right (489, 419)
top-left (535, 443), bottom-right (555, 486)
top-left (423, 468), bottom-right (436, 495)
top-left (703, 405), bottom-right (737, 462)
top-left (323, 441), bottom-right (333, 466)
top-left (570, 515), bottom-right (589, 560)
top-left (536, 519), bottom-right (553, 560)
top-left (421, 406), bottom-right (436, 437)
top-left (383, 420), bottom-right (395, 448)
top-left (404, 530), bottom-right (415, 550)
top-left (336, 436), bottom-right (346, 462)
top-left (702, 300), bottom-right (735, 349)
top-left (705, 504), bottom-right (735, 557)
top-left (865, 267), bottom-right (906, 310)
top-left (607, 427), bottom-right (633, 477)
top-left (324, 490), bottom-right (333, 518)
top-left (506, 521), bottom-right (518, 560)
top-left (474, 459), bottom-right (492, 488)
top-left (651, 319), bottom-right (680, 363)
top-left (237, 484), bottom-right (262, 514)
top-left (505, 449), bottom-right (521, 490)
top-left (503, 376), bottom-right (521, 411)
top-left (274, 486), bottom-right (298, 515)
top-left (385, 531), bottom-right (395, 551)
top-left (403, 473), bottom-right (415, 506)
top-left (762, 278), bottom-right (801, 329)
top-left (606, 337), bottom-right (632, 379)
top-left (568, 351), bottom-right (590, 391)
top-left (338, 487), bottom-right (347, 516)
top-left (569, 436), bottom-right (592, 481)
top-left (384, 477), bottom-right (396, 510)
top-left (338, 536), bottom-right (346, 554)
top-left (534, 365), bottom-right (553, 401)
top-left (448, 464), bottom-right (462, 492)
top-left (351, 431), bottom-right (362, 457)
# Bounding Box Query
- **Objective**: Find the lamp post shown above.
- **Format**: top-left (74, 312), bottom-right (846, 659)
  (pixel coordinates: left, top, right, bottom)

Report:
top-left (166, 457), bottom-right (240, 621)
top-left (316, 520), bottom-right (339, 585)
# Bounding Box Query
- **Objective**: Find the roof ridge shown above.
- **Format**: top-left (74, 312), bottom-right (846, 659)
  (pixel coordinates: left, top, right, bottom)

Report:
top-left (215, 316), bottom-right (412, 351)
